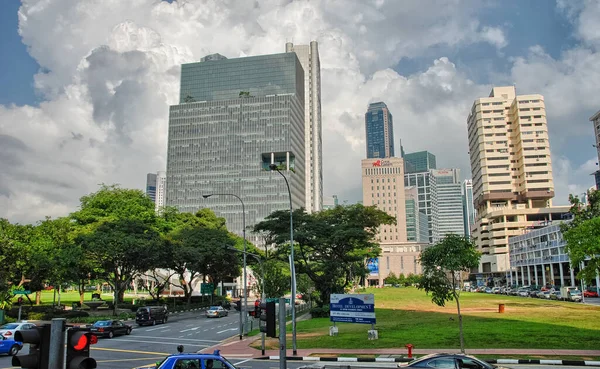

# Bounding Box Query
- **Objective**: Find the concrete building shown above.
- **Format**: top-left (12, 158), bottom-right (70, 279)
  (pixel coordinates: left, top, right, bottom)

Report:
top-left (508, 219), bottom-right (599, 291)
top-left (404, 151), bottom-right (436, 174)
top-left (467, 86), bottom-right (567, 277)
top-left (405, 186), bottom-right (429, 243)
top-left (362, 157), bottom-right (407, 243)
top-left (166, 52), bottom-right (305, 244)
top-left (404, 171), bottom-right (438, 243)
top-left (155, 171), bottom-right (166, 212)
top-left (432, 169), bottom-right (465, 238)
top-left (366, 242), bottom-right (429, 286)
top-left (322, 195), bottom-right (339, 210)
top-left (365, 102), bottom-right (395, 159)
top-left (146, 173), bottom-right (157, 202)
top-left (590, 110), bottom-right (600, 190)
top-left (285, 42), bottom-right (323, 212)
top-left (462, 179), bottom-right (475, 237)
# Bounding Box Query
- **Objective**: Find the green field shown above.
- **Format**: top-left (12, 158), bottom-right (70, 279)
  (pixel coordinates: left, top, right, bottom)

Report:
top-left (291, 287), bottom-right (600, 350)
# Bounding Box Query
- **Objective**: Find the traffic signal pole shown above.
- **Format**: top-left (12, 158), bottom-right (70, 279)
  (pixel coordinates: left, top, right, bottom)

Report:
top-left (279, 297), bottom-right (286, 369)
top-left (49, 318), bottom-right (66, 369)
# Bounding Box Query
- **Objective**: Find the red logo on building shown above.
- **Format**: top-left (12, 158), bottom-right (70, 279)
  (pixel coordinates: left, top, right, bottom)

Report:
top-left (372, 160), bottom-right (381, 167)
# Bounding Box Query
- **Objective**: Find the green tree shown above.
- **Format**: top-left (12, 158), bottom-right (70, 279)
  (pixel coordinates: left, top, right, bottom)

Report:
top-left (384, 272), bottom-right (399, 285)
top-left (418, 234), bottom-right (481, 353)
top-left (397, 273), bottom-right (407, 286)
top-left (0, 219), bottom-right (28, 308)
top-left (253, 204), bottom-right (395, 306)
top-left (252, 259), bottom-right (290, 298)
top-left (561, 189), bottom-right (600, 283)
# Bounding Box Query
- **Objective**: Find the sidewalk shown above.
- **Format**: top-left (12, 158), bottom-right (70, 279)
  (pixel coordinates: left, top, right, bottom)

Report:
top-left (203, 335), bottom-right (600, 359)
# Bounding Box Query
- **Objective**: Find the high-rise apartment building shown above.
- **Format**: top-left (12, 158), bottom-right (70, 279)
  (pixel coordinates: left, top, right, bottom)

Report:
top-left (590, 110), bottom-right (600, 190)
top-left (146, 173), bottom-right (157, 202)
top-left (365, 102), bottom-right (395, 159)
top-left (462, 179), bottom-right (475, 237)
top-left (432, 169), bottom-right (465, 238)
top-left (286, 42), bottom-right (323, 212)
top-left (166, 53), bottom-right (306, 244)
top-left (404, 151), bottom-right (436, 174)
top-left (362, 157), bottom-right (407, 243)
top-left (467, 86), bottom-right (569, 276)
top-left (155, 171), bottom-right (166, 212)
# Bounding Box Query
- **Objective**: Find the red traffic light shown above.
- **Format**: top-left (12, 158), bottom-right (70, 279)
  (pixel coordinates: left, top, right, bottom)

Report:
top-left (90, 335), bottom-right (98, 345)
top-left (73, 334), bottom-right (88, 350)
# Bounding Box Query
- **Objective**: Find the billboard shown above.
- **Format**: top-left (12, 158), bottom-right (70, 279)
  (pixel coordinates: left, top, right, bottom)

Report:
top-left (330, 293), bottom-right (376, 324)
top-left (366, 258), bottom-right (379, 275)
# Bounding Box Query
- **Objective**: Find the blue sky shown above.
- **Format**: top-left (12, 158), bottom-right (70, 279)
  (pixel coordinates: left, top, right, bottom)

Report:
top-left (0, 0), bottom-right (598, 223)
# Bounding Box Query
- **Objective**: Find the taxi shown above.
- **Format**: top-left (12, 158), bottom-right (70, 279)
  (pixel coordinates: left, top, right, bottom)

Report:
top-left (150, 348), bottom-right (237, 369)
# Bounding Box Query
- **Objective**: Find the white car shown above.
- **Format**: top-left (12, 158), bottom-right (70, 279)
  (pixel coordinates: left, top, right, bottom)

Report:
top-left (0, 322), bottom-right (37, 339)
top-left (205, 306), bottom-right (228, 318)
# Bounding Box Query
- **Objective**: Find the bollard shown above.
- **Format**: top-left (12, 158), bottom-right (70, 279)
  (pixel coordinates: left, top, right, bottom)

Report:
top-left (405, 343), bottom-right (414, 358)
top-left (498, 303), bottom-right (505, 313)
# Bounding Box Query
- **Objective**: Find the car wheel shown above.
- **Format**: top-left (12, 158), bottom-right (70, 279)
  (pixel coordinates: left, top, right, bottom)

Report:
top-left (152, 319), bottom-right (156, 326)
top-left (108, 331), bottom-right (114, 339)
top-left (9, 344), bottom-right (20, 356)
top-left (126, 328), bottom-right (132, 335)
top-left (163, 316), bottom-right (168, 323)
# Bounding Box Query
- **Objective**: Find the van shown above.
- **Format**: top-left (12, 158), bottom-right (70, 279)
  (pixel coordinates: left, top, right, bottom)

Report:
top-left (135, 306), bottom-right (168, 326)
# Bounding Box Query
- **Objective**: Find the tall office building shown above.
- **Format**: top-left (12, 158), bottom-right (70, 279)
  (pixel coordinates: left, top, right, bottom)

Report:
top-left (365, 102), bottom-right (395, 159)
top-left (286, 42), bottom-right (323, 212)
top-left (155, 171), bottom-right (166, 212)
top-left (362, 157), bottom-right (407, 243)
top-left (432, 169), bottom-right (465, 238)
top-left (405, 186), bottom-right (429, 243)
top-left (322, 195), bottom-right (339, 210)
top-left (404, 171), bottom-right (438, 243)
top-left (166, 53), bottom-right (306, 244)
top-left (591, 110), bottom-right (600, 189)
top-left (404, 151), bottom-right (436, 174)
top-left (462, 179), bottom-right (475, 237)
top-left (146, 173), bottom-right (157, 202)
top-left (467, 86), bottom-right (569, 276)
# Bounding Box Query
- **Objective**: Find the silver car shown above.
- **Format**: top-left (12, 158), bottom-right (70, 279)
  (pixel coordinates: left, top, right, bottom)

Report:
top-left (206, 306), bottom-right (228, 318)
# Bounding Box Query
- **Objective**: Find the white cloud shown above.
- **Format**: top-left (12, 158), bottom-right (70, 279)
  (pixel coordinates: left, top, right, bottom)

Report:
top-left (0, 0), bottom-right (596, 223)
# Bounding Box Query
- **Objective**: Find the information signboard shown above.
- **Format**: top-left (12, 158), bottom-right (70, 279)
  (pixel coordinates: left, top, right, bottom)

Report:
top-left (329, 293), bottom-right (375, 324)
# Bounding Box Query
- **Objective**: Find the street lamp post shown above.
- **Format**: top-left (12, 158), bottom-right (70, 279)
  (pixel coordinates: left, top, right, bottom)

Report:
top-left (203, 193), bottom-right (247, 340)
top-left (269, 163), bottom-right (297, 356)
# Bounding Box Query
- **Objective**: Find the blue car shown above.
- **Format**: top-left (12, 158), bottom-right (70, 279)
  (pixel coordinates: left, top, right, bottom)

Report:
top-left (0, 335), bottom-right (23, 356)
top-left (150, 349), bottom-right (237, 369)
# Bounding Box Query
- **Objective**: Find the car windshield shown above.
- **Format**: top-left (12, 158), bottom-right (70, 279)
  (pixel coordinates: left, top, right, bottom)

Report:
top-left (209, 306), bottom-right (220, 310)
top-left (571, 291), bottom-right (581, 295)
top-left (0, 324), bottom-right (19, 329)
top-left (93, 321), bottom-right (111, 327)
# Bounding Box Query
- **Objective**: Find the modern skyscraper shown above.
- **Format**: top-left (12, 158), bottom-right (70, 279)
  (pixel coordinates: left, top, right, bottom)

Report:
top-left (405, 186), bottom-right (429, 243)
top-left (404, 151), bottom-right (437, 174)
top-left (462, 179), bottom-right (475, 237)
top-left (322, 195), bottom-right (339, 210)
top-left (166, 53), bottom-right (306, 244)
top-left (467, 86), bottom-right (569, 277)
top-left (590, 110), bottom-right (600, 190)
top-left (362, 157), bottom-right (407, 243)
top-left (146, 173), bottom-right (157, 202)
top-left (365, 102), bottom-right (395, 159)
top-left (155, 171), bottom-right (166, 212)
top-left (431, 169), bottom-right (465, 238)
top-left (286, 41), bottom-right (322, 212)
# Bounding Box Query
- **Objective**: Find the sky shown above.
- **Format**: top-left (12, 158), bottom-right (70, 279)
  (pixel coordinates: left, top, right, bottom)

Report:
top-left (0, 0), bottom-right (599, 224)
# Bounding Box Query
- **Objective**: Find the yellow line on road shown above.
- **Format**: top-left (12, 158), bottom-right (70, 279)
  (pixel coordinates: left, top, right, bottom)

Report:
top-left (97, 356), bottom-right (164, 363)
top-left (94, 347), bottom-right (170, 355)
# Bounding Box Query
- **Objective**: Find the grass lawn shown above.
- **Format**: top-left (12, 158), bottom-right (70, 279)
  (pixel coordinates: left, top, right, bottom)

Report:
top-left (292, 287), bottom-right (600, 350)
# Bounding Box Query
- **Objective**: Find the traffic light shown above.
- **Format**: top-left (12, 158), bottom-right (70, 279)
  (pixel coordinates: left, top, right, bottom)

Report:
top-left (66, 328), bottom-right (97, 369)
top-left (259, 301), bottom-right (276, 338)
top-left (12, 325), bottom-right (50, 369)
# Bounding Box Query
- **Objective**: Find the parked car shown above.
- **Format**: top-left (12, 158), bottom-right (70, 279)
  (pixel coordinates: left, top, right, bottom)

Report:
top-left (0, 335), bottom-right (22, 356)
top-left (584, 288), bottom-right (599, 298)
top-left (136, 306), bottom-right (169, 326)
top-left (568, 290), bottom-right (583, 302)
top-left (550, 291), bottom-right (562, 300)
top-left (90, 320), bottom-right (133, 338)
top-left (0, 322), bottom-right (36, 339)
top-left (206, 306), bottom-right (229, 318)
top-left (492, 287), bottom-right (501, 294)
top-left (399, 353), bottom-right (509, 369)
top-left (537, 291), bottom-right (551, 299)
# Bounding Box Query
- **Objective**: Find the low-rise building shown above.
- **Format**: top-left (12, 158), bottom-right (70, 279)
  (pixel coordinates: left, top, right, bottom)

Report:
top-left (366, 242), bottom-right (430, 286)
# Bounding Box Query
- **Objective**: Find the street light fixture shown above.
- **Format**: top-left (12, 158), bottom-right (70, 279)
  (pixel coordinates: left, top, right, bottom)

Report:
top-left (202, 193), bottom-right (247, 340)
top-left (268, 163), bottom-right (297, 356)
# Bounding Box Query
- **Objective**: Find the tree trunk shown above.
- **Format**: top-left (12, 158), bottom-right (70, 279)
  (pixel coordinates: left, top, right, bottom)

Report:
top-left (455, 293), bottom-right (465, 353)
top-left (35, 291), bottom-right (41, 305)
top-left (185, 286), bottom-right (192, 308)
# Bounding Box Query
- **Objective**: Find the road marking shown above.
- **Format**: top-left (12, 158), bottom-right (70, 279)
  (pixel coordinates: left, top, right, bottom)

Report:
top-left (180, 326), bottom-right (201, 332)
top-left (217, 328), bottom-right (238, 334)
top-left (96, 357), bottom-right (164, 363)
top-left (145, 326), bottom-right (167, 331)
top-left (132, 335), bottom-right (220, 343)
top-left (234, 358), bottom-right (254, 365)
top-left (93, 347), bottom-right (170, 355)
top-left (99, 338), bottom-right (211, 347)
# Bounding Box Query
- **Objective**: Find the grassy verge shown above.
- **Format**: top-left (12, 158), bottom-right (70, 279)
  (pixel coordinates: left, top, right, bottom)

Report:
top-left (291, 287), bottom-right (600, 350)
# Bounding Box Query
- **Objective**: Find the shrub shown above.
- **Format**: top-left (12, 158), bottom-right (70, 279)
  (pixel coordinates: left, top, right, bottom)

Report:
top-left (310, 305), bottom-right (330, 318)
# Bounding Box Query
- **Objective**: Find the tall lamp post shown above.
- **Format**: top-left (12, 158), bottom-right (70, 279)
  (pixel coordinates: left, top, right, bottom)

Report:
top-left (269, 163), bottom-right (297, 356)
top-left (203, 193), bottom-right (247, 340)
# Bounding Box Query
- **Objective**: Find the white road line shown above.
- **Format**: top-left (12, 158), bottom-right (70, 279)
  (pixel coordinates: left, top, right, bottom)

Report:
top-left (216, 328), bottom-right (238, 334)
top-left (98, 338), bottom-right (211, 347)
top-left (132, 335), bottom-right (220, 343)
top-left (144, 326), bottom-right (168, 332)
top-left (180, 326), bottom-right (201, 333)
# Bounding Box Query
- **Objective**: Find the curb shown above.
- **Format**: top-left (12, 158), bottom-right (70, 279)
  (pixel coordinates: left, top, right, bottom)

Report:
top-left (257, 356), bottom-right (600, 366)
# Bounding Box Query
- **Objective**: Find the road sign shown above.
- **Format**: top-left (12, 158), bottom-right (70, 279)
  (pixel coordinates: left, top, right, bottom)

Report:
top-left (329, 293), bottom-right (376, 325)
top-left (14, 290), bottom-right (31, 295)
top-left (200, 283), bottom-right (213, 294)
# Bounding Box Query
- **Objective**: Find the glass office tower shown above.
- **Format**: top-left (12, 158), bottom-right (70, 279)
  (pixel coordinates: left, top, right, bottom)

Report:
top-left (365, 102), bottom-right (395, 159)
top-left (166, 53), bottom-right (306, 244)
